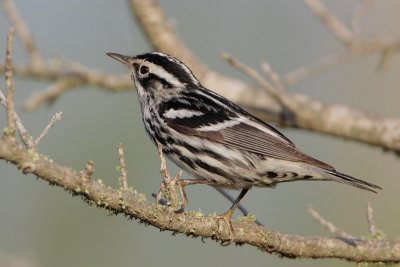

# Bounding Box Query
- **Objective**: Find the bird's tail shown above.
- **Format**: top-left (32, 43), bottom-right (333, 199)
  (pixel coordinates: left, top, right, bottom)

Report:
top-left (325, 170), bottom-right (381, 193)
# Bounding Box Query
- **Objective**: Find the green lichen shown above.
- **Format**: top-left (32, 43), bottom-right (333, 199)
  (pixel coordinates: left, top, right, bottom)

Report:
top-left (138, 193), bottom-right (147, 202)
top-left (27, 149), bottom-right (39, 162)
top-left (236, 214), bottom-right (257, 223)
top-left (3, 127), bottom-right (11, 135)
top-left (189, 210), bottom-right (204, 219)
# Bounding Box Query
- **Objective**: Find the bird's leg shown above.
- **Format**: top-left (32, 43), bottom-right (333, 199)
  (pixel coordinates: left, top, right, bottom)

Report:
top-left (218, 188), bottom-right (250, 245)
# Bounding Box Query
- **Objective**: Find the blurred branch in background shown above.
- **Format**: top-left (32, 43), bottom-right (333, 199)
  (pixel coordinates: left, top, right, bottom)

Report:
top-left (129, 0), bottom-right (400, 154)
top-left (1, 0), bottom-right (400, 263)
top-left (1, 0), bottom-right (400, 155)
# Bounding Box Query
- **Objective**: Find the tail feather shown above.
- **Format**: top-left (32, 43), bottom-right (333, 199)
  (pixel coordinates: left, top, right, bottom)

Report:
top-left (325, 170), bottom-right (382, 193)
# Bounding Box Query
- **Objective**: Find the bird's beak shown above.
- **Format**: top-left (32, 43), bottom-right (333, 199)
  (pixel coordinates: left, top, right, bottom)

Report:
top-left (106, 52), bottom-right (131, 66)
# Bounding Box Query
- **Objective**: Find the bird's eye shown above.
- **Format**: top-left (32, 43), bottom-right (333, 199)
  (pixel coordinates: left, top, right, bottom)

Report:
top-left (139, 65), bottom-right (149, 75)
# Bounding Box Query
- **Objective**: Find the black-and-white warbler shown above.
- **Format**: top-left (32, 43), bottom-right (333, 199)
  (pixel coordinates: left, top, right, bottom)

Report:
top-left (107, 51), bottom-right (380, 222)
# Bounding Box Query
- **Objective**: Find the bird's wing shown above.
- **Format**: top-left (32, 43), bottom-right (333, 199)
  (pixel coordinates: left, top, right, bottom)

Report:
top-left (165, 115), bottom-right (335, 171)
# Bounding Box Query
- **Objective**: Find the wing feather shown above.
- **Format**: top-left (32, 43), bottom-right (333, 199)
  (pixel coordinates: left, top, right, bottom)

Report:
top-left (165, 116), bottom-right (335, 171)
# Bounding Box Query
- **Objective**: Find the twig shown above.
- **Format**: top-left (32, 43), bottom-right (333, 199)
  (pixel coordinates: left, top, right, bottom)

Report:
top-left (3, 0), bottom-right (44, 67)
top-left (82, 160), bottom-right (94, 179)
top-left (308, 205), bottom-right (355, 239)
top-left (5, 27), bottom-right (16, 139)
top-left (351, 0), bottom-right (372, 36)
top-left (156, 142), bottom-right (181, 208)
top-left (221, 53), bottom-right (277, 96)
top-left (260, 61), bottom-right (284, 90)
top-left (23, 79), bottom-right (76, 111)
top-left (157, 142), bottom-right (171, 184)
top-left (283, 51), bottom-right (355, 86)
top-left (34, 111), bottom-right (63, 145)
top-left (221, 53), bottom-right (300, 116)
top-left (366, 202), bottom-right (377, 236)
top-left (117, 143), bottom-right (128, 190)
top-left (304, 0), bottom-right (356, 47)
top-left (0, 89), bottom-right (33, 148)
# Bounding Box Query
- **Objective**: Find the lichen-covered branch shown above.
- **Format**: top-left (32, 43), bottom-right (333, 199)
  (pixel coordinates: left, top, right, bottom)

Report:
top-left (1, 138), bottom-right (400, 263)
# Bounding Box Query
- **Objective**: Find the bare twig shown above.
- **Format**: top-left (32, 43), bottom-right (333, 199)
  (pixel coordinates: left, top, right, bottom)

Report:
top-left (34, 111), bottom-right (63, 145)
top-left (224, 52), bottom-right (400, 156)
top-left (308, 205), bottom-right (355, 239)
top-left (366, 202), bottom-right (377, 236)
top-left (221, 53), bottom-right (277, 96)
top-left (0, 89), bottom-right (33, 148)
top-left (23, 79), bottom-right (77, 111)
top-left (283, 51), bottom-right (356, 86)
top-left (3, 0), bottom-right (44, 67)
top-left (351, 0), bottom-right (372, 36)
top-left (5, 28), bottom-right (16, 138)
top-left (283, 41), bottom-right (400, 85)
top-left (261, 62), bottom-right (284, 90)
top-left (82, 160), bottom-right (94, 179)
top-left (156, 142), bottom-right (179, 207)
top-left (117, 143), bottom-right (128, 190)
top-left (221, 53), bottom-right (298, 115)
top-left (304, 0), bottom-right (357, 47)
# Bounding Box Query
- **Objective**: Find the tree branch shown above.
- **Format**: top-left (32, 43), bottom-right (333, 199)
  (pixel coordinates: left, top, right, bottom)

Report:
top-left (1, 138), bottom-right (399, 262)
top-left (1, 0), bottom-right (400, 155)
top-left (0, 28), bottom-right (399, 262)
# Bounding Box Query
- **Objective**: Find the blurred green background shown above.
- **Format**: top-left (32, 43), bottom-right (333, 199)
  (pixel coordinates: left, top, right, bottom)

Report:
top-left (0, 1), bottom-right (399, 266)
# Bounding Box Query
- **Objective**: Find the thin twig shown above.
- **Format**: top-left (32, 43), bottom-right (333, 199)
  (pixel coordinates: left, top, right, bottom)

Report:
top-left (308, 205), bottom-right (355, 239)
top-left (156, 142), bottom-right (180, 208)
top-left (34, 111), bottom-right (63, 145)
top-left (5, 27), bottom-right (16, 139)
top-left (82, 160), bottom-right (94, 179)
top-left (222, 53), bottom-right (300, 115)
top-left (157, 142), bottom-right (171, 184)
top-left (0, 89), bottom-right (33, 148)
top-left (117, 143), bottom-right (128, 190)
top-left (366, 202), bottom-right (377, 236)
top-left (283, 51), bottom-right (355, 85)
top-left (3, 0), bottom-right (44, 67)
top-left (221, 53), bottom-right (277, 96)
top-left (23, 79), bottom-right (76, 111)
top-left (261, 61), bottom-right (284, 90)
top-left (351, 0), bottom-right (372, 36)
top-left (304, 0), bottom-right (356, 47)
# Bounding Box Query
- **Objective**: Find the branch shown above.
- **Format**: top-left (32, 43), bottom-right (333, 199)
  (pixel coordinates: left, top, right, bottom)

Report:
top-left (1, 138), bottom-right (400, 262)
top-left (34, 111), bottom-right (63, 145)
top-left (1, 1), bottom-right (400, 155)
top-left (308, 206), bottom-right (355, 240)
top-left (5, 28), bottom-right (16, 139)
top-left (223, 53), bottom-right (400, 155)
top-left (128, 0), bottom-right (400, 155)
top-left (304, 0), bottom-right (357, 47)
top-left (3, 0), bottom-right (44, 67)
top-left (117, 143), bottom-right (128, 190)
top-left (0, 32), bottom-right (399, 261)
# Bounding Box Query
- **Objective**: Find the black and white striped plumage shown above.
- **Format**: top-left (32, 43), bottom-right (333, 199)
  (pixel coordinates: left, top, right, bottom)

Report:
top-left (107, 51), bottom-right (380, 211)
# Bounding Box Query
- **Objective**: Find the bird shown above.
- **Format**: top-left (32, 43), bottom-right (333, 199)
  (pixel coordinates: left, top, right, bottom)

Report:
top-left (106, 51), bottom-right (381, 227)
